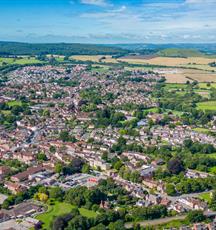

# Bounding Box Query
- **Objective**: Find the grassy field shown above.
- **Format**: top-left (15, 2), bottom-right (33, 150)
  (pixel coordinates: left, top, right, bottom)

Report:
top-left (193, 127), bottom-right (210, 134)
top-left (0, 57), bottom-right (43, 66)
top-left (7, 100), bottom-right (22, 106)
top-left (199, 192), bottom-right (211, 203)
top-left (199, 83), bottom-right (216, 89)
top-left (36, 201), bottom-right (97, 230)
top-left (165, 83), bottom-right (188, 90)
top-left (197, 101), bottom-right (216, 111)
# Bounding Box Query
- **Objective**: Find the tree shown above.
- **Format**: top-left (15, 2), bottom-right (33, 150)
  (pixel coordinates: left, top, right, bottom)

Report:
top-left (37, 152), bottom-right (47, 161)
top-left (108, 220), bottom-right (126, 230)
top-left (186, 210), bottom-right (205, 223)
top-left (166, 184), bottom-right (176, 196)
top-left (55, 163), bottom-right (63, 174)
top-left (66, 215), bottom-right (89, 230)
top-left (167, 158), bottom-right (184, 174)
top-left (34, 192), bottom-right (48, 203)
top-left (211, 190), bottom-right (216, 210)
top-left (49, 187), bottom-right (64, 201)
top-left (82, 164), bottom-right (90, 174)
top-left (90, 223), bottom-right (106, 230)
top-left (59, 131), bottom-right (70, 142)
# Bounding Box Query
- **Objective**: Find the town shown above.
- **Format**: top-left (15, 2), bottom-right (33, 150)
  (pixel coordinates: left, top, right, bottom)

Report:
top-left (0, 58), bottom-right (216, 230)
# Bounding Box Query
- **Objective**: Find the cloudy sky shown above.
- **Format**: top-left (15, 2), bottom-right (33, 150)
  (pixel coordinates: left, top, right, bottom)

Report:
top-left (0, 0), bottom-right (215, 43)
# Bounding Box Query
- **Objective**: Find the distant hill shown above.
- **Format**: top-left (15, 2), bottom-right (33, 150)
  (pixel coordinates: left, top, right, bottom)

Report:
top-left (157, 48), bottom-right (205, 57)
top-left (0, 42), bottom-right (128, 56)
top-left (110, 43), bottom-right (216, 55)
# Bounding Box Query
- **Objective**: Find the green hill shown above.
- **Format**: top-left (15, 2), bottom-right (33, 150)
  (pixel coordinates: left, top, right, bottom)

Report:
top-left (157, 48), bottom-right (205, 57)
top-left (0, 42), bottom-right (128, 56)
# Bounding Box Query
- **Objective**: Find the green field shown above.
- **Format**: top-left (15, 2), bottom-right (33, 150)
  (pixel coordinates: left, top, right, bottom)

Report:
top-left (36, 201), bottom-right (97, 230)
top-left (0, 57), bottom-right (43, 66)
top-left (7, 100), bottom-right (22, 106)
top-left (165, 83), bottom-right (188, 90)
top-left (193, 127), bottom-right (210, 134)
top-left (199, 192), bottom-right (211, 203)
top-left (197, 101), bottom-right (216, 111)
top-left (199, 83), bottom-right (216, 89)
top-left (157, 219), bottom-right (189, 229)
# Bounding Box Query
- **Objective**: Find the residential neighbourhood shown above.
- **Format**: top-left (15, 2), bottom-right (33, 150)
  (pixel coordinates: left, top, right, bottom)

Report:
top-left (0, 60), bottom-right (216, 230)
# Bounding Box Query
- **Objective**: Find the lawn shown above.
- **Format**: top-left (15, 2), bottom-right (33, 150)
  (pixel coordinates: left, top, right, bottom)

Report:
top-left (197, 101), bottom-right (216, 111)
top-left (7, 100), bottom-right (22, 106)
top-left (36, 201), bottom-right (97, 230)
top-left (209, 166), bottom-right (216, 174)
top-left (199, 83), bottom-right (216, 89)
top-left (193, 127), bottom-right (210, 134)
top-left (79, 208), bottom-right (97, 218)
top-left (165, 83), bottom-right (187, 90)
top-left (157, 219), bottom-right (189, 229)
top-left (199, 192), bottom-right (211, 203)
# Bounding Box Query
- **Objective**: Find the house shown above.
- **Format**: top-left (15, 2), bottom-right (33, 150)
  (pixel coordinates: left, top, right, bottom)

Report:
top-left (168, 202), bottom-right (186, 213)
top-left (0, 201), bottom-right (43, 218)
top-left (193, 223), bottom-right (208, 230)
top-left (160, 197), bottom-right (171, 206)
top-left (146, 194), bottom-right (161, 205)
top-left (178, 197), bottom-right (207, 210)
top-left (140, 165), bottom-right (156, 178)
top-left (11, 165), bottom-right (45, 182)
top-left (13, 152), bottom-right (36, 164)
top-left (4, 181), bottom-right (27, 194)
top-left (0, 166), bottom-right (11, 179)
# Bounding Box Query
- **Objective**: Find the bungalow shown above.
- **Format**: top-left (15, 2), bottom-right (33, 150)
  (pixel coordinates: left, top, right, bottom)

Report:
top-left (11, 165), bottom-right (45, 182)
top-left (0, 166), bottom-right (11, 179)
top-left (4, 181), bottom-right (26, 194)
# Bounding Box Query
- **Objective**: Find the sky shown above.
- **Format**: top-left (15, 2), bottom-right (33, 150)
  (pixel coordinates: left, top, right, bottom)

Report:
top-left (0, 0), bottom-right (215, 43)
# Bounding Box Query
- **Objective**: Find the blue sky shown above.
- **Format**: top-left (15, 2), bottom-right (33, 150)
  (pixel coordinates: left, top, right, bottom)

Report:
top-left (0, 0), bottom-right (215, 43)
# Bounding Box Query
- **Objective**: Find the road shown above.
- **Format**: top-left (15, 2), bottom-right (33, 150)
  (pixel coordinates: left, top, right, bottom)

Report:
top-left (125, 215), bottom-right (186, 228)
top-left (11, 128), bottom-right (41, 152)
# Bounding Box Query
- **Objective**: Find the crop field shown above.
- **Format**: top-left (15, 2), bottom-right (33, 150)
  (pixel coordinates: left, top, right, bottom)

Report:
top-left (71, 55), bottom-right (118, 63)
top-left (159, 68), bottom-right (216, 83)
top-left (197, 101), bottom-right (216, 111)
top-left (199, 83), bottom-right (216, 89)
top-left (118, 56), bottom-right (216, 69)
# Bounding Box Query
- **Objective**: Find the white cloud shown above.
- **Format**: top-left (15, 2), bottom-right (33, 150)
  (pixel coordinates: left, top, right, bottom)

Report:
top-left (80, 0), bottom-right (108, 7)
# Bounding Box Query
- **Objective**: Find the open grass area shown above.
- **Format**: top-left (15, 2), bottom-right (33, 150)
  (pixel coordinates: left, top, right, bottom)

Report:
top-left (36, 201), bottom-right (97, 230)
top-left (199, 192), bottom-right (211, 203)
top-left (209, 166), bottom-right (216, 174)
top-left (7, 100), bottom-right (22, 106)
top-left (157, 219), bottom-right (189, 229)
top-left (197, 101), bottom-right (216, 111)
top-left (79, 208), bottom-right (97, 218)
top-left (165, 83), bottom-right (187, 90)
top-left (0, 57), bottom-right (43, 66)
top-left (193, 127), bottom-right (210, 134)
top-left (199, 83), bottom-right (216, 89)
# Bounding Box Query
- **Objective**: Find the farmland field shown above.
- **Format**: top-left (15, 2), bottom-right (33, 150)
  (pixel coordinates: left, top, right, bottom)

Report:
top-left (197, 101), bottom-right (216, 111)
top-left (158, 68), bottom-right (216, 83)
top-left (71, 55), bottom-right (118, 63)
top-left (118, 56), bottom-right (216, 68)
top-left (0, 57), bottom-right (43, 66)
